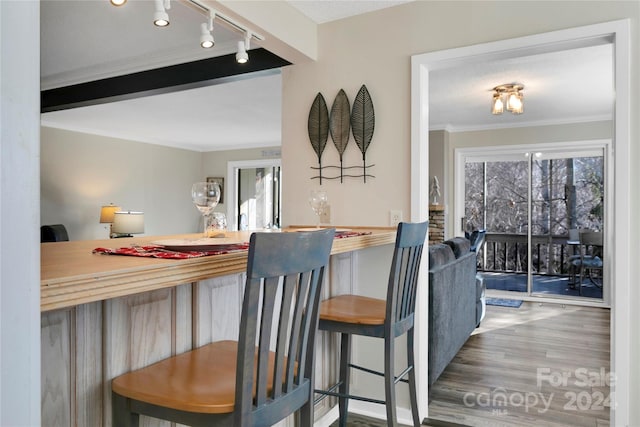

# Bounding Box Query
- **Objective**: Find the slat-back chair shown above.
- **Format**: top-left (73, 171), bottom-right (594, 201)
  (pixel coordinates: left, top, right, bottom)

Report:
top-left (314, 221), bottom-right (428, 427)
top-left (112, 228), bottom-right (335, 427)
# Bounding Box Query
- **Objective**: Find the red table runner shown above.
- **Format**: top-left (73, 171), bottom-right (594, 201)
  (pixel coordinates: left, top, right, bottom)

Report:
top-left (92, 244), bottom-right (249, 259)
top-left (92, 231), bottom-right (372, 259)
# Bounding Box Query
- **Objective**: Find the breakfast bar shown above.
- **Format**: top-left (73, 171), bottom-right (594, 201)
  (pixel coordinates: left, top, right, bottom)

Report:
top-left (41, 227), bottom-right (396, 426)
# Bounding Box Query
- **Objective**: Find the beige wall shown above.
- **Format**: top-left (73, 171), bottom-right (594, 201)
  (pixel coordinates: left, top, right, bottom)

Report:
top-left (41, 127), bottom-right (204, 240)
top-left (40, 126), bottom-right (280, 240)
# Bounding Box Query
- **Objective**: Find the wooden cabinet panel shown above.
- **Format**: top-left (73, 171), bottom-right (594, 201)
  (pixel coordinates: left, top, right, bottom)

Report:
top-left (194, 274), bottom-right (244, 346)
top-left (42, 308), bottom-right (73, 426)
top-left (103, 286), bottom-right (191, 427)
top-left (76, 302), bottom-right (103, 426)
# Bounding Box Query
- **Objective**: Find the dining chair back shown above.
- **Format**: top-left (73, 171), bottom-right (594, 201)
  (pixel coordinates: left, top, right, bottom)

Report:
top-left (315, 221), bottom-right (428, 427)
top-left (112, 228), bottom-right (335, 427)
top-left (41, 224), bottom-right (69, 242)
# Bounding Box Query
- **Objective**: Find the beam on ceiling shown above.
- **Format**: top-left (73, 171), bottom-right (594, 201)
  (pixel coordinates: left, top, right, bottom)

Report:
top-left (41, 48), bottom-right (290, 113)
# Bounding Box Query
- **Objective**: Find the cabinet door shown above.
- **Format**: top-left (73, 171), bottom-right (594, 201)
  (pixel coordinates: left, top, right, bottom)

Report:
top-left (103, 285), bottom-right (191, 427)
top-left (42, 302), bottom-right (104, 427)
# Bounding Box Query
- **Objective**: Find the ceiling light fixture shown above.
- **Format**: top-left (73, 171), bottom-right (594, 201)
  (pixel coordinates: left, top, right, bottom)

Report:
top-left (491, 83), bottom-right (524, 115)
top-left (153, 0), bottom-right (170, 27)
top-left (236, 32), bottom-right (250, 64)
top-left (200, 11), bottom-right (215, 48)
top-left (127, 0), bottom-right (263, 60)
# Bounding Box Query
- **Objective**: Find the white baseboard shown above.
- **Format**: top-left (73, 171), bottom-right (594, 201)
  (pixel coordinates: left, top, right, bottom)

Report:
top-left (314, 406), bottom-right (339, 427)
top-left (314, 401), bottom-right (415, 426)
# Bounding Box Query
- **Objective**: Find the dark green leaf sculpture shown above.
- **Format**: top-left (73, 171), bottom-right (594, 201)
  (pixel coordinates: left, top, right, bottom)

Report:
top-left (308, 92), bottom-right (329, 184)
top-left (329, 89), bottom-right (351, 182)
top-left (351, 84), bottom-right (375, 182)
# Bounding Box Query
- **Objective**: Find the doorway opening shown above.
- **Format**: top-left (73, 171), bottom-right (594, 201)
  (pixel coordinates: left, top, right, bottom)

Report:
top-left (226, 159), bottom-right (282, 231)
top-left (411, 20), bottom-right (630, 424)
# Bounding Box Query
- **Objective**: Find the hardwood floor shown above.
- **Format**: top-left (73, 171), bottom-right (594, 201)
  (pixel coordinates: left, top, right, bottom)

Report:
top-left (427, 301), bottom-right (611, 427)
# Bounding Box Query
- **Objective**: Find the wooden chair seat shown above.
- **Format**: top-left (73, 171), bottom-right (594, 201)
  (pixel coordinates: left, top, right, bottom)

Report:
top-left (319, 295), bottom-right (386, 325)
top-left (112, 340), bottom-right (282, 414)
top-left (111, 229), bottom-right (335, 427)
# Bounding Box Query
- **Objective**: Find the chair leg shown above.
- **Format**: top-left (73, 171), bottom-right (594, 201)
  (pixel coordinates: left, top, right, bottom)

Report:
top-left (579, 266), bottom-right (584, 296)
top-left (406, 329), bottom-right (420, 427)
top-left (384, 334), bottom-right (397, 427)
top-left (112, 392), bottom-right (140, 427)
top-left (338, 333), bottom-right (352, 427)
top-left (298, 399), bottom-right (314, 427)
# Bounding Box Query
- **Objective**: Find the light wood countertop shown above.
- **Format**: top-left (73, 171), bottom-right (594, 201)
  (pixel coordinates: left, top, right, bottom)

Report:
top-left (41, 227), bottom-right (396, 312)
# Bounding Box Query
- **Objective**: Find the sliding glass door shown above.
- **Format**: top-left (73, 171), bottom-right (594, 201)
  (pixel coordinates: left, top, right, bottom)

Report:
top-left (459, 144), bottom-right (607, 301)
top-left (464, 154), bottom-right (531, 293)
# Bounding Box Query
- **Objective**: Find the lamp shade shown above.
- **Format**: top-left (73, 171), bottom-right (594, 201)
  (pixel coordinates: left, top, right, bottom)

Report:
top-left (112, 211), bottom-right (144, 235)
top-left (100, 204), bottom-right (122, 223)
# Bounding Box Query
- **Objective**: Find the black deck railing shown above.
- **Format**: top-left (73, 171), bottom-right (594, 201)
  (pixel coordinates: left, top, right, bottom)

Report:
top-left (477, 233), bottom-right (577, 276)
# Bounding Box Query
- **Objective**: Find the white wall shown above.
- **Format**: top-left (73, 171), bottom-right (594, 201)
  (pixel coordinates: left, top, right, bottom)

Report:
top-left (41, 127), bottom-right (204, 240)
top-left (1, 1), bottom-right (41, 425)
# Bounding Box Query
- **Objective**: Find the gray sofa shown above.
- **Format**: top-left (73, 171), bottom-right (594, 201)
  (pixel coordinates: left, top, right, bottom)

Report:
top-left (428, 237), bottom-right (482, 387)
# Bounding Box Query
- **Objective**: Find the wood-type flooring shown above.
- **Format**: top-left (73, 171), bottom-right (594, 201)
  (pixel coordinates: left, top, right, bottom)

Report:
top-left (427, 301), bottom-right (611, 427)
top-left (332, 302), bottom-right (610, 427)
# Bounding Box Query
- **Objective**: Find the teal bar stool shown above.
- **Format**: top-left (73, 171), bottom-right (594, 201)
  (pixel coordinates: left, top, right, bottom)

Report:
top-left (315, 221), bottom-right (428, 427)
top-left (112, 228), bottom-right (335, 427)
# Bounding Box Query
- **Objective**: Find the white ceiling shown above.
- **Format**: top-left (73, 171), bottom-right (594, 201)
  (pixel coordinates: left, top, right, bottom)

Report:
top-left (40, 1), bottom-right (614, 152)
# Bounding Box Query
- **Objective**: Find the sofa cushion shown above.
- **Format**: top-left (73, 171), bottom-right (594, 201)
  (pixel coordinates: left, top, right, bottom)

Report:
top-left (429, 243), bottom-right (455, 268)
top-left (444, 237), bottom-right (471, 258)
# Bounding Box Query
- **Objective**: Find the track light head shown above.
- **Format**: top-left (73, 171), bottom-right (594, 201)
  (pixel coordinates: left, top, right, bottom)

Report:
top-left (236, 32), bottom-right (251, 64)
top-left (153, 0), bottom-right (170, 27)
top-left (236, 40), bottom-right (248, 64)
top-left (200, 12), bottom-right (215, 49)
top-left (110, 0), bottom-right (127, 6)
top-left (200, 23), bottom-right (214, 48)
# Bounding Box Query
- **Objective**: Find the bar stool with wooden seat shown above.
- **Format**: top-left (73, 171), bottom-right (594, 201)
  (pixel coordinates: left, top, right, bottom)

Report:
top-left (111, 228), bottom-right (335, 427)
top-left (315, 221), bottom-right (428, 427)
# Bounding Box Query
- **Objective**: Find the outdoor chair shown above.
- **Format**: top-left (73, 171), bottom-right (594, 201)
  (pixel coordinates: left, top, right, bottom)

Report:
top-left (314, 221), bottom-right (429, 427)
top-left (111, 228), bottom-right (335, 427)
top-left (571, 230), bottom-right (603, 295)
top-left (466, 229), bottom-right (486, 253)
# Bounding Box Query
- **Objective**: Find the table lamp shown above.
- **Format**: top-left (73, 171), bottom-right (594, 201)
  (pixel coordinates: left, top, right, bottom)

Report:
top-left (100, 203), bottom-right (122, 238)
top-left (112, 211), bottom-right (145, 238)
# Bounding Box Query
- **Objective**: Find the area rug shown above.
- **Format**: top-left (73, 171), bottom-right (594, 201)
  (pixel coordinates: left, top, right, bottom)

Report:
top-left (486, 297), bottom-right (523, 308)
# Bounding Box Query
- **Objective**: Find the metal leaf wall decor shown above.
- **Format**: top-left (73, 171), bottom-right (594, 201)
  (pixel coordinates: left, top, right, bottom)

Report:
top-left (329, 89), bottom-right (351, 183)
top-left (307, 92), bottom-right (329, 184)
top-left (307, 86), bottom-right (376, 183)
top-left (351, 84), bottom-right (375, 182)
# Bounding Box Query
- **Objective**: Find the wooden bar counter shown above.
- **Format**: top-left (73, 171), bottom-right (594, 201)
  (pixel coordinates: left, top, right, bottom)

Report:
top-left (41, 227), bottom-right (395, 312)
top-left (40, 227), bottom-right (396, 426)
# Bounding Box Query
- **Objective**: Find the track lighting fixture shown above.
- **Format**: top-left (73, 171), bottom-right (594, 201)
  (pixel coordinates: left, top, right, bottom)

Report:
top-left (236, 32), bottom-right (250, 64)
top-left (111, 0), bottom-right (263, 61)
top-left (200, 11), bottom-right (215, 48)
top-left (153, 0), bottom-right (170, 27)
